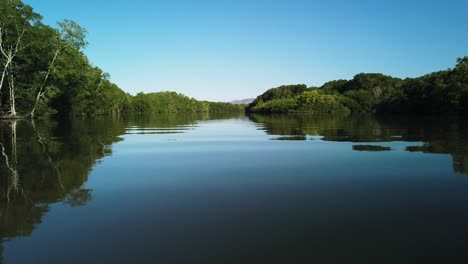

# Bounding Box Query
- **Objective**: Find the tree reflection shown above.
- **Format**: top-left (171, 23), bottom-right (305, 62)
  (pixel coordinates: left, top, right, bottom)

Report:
top-left (64, 188), bottom-right (93, 207)
top-left (0, 118), bottom-right (126, 257)
top-left (353, 145), bottom-right (392, 152)
top-left (250, 114), bottom-right (468, 175)
top-left (0, 113), bottom-right (244, 258)
top-left (406, 141), bottom-right (468, 175)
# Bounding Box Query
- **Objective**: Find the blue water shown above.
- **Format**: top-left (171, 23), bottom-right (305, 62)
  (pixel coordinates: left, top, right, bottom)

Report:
top-left (1, 114), bottom-right (468, 263)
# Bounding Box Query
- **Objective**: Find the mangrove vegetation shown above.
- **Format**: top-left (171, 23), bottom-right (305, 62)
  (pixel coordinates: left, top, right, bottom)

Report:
top-left (247, 57), bottom-right (468, 115)
top-left (1, 0), bottom-right (467, 119)
top-left (0, 0), bottom-right (243, 119)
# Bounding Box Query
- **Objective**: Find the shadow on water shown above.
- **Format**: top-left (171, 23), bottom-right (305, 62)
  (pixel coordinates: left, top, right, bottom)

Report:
top-left (250, 114), bottom-right (468, 175)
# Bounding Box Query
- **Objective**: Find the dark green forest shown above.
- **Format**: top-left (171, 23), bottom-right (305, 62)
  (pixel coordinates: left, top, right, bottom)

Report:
top-left (0, 0), bottom-right (243, 119)
top-left (247, 57), bottom-right (468, 115)
top-left (1, 1), bottom-right (467, 119)
top-left (129, 92), bottom-right (244, 114)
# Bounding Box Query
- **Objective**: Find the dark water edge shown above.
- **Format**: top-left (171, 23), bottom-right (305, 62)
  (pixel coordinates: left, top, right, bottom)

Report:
top-left (1, 113), bottom-right (468, 263)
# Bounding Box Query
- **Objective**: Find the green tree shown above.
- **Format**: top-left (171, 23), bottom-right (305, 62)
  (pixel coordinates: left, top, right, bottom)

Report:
top-left (30, 19), bottom-right (87, 118)
top-left (0, 0), bottom-right (41, 118)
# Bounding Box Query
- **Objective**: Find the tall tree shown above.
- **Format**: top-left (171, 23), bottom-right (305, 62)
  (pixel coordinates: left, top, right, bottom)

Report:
top-left (30, 19), bottom-right (87, 118)
top-left (0, 0), bottom-right (40, 117)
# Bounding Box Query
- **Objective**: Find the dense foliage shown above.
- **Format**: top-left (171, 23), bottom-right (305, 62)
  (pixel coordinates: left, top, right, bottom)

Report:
top-left (129, 92), bottom-right (209, 114)
top-left (247, 58), bottom-right (468, 115)
top-left (0, 1), bottom-right (242, 118)
top-left (127, 92), bottom-right (245, 114)
top-left (1, 1), bottom-right (466, 118)
top-left (207, 101), bottom-right (246, 113)
top-left (0, 0), bottom-right (130, 118)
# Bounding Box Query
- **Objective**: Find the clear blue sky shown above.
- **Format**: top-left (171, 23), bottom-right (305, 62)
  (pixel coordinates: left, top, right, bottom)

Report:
top-left (27, 0), bottom-right (468, 102)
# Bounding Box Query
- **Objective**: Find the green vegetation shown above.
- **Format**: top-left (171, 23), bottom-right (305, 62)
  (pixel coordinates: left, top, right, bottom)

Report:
top-left (1, 1), bottom-right (466, 118)
top-left (0, 1), bottom-right (242, 118)
top-left (247, 58), bottom-right (468, 115)
top-left (129, 92), bottom-right (209, 114)
top-left (0, 0), bottom-right (129, 118)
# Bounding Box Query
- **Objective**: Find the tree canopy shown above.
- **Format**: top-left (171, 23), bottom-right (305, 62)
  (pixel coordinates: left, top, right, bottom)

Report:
top-left (1, 1), bottom-right (467, 118)
top-left (247, 57), bottom-right (468, 115)
top-left (0, 0), bottom-right (243, 118)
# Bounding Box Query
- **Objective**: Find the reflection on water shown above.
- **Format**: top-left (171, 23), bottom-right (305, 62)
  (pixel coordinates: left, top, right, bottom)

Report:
top-left (0, 118), bottom-right (125, 245)
top-left (1, 113), bottom-right (468, 263)
top-left (251, 114), bottom-right (468, 175)
top-left (352, 145), bottom-right (392, 152)
top-left (271, 135), bottom-right (308, 141)
top-left (0, 113), bottom-right (242, 262)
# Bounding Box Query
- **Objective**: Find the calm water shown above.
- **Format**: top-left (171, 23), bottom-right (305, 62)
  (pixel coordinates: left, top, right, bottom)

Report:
top-left (1, 114), bottom-right (468, 263)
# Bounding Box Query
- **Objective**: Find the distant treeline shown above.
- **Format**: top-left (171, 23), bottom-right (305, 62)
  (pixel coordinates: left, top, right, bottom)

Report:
top-left (2, 1), bottom-right (467, 119)
top-left (0, 1), bottom-right (243, 118)
top-left (130, 92), bottom-right (244, 114)
top-left (247, 57), bottom-right (468, 115)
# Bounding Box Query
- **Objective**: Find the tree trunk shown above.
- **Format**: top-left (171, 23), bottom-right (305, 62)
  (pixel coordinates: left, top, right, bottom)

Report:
top-left (30, 47), bottom-right (61, 118)
top-left (0, 27), bottom-right (11, 108)
top-left (8, 75), bottom-right (17, 117)
top-left (0, 26), bottom-right (25, 118)
top-left (0, 56), bottom-right (13, 112)
top-left (0, 65), bottom-right (7, 108)
top-left (0, 27), bottom-right (5, 93)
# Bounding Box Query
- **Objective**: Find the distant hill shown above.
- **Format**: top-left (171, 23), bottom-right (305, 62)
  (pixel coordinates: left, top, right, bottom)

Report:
top-left (230, 98), bottom-right (254, 105)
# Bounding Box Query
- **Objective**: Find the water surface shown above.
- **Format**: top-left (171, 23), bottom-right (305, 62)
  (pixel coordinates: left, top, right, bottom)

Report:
top-left (1, 114), bottom-right (468, 263)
